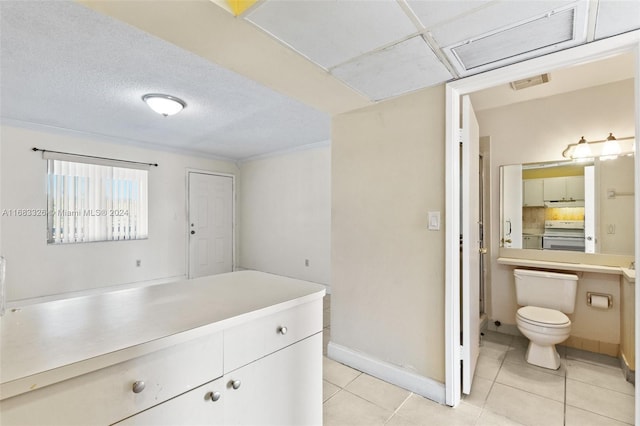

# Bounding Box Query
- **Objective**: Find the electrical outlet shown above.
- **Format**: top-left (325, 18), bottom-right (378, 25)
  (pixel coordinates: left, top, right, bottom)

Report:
top-left (305, 259), bottom-right (309, 267)
top-left (607, 224), bottom-right (616, 235)
top-left (136, 259), bottom-right (141, 267)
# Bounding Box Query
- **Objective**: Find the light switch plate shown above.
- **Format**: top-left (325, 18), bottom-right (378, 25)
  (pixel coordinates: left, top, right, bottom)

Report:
top-left (428, 211), bottom-right (440, 231)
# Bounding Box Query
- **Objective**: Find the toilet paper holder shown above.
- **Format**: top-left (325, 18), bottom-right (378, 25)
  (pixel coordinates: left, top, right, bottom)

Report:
top-left (586, 292), bottom-right (613, 308)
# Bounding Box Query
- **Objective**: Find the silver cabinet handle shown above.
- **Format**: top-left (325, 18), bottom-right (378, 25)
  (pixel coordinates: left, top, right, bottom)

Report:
top-left (132, 381), bottom-right (146, 394)
top-left (278, 326), bottom-right (288, 335)
top-left (207, 391), bottom-right (221, 402)
top-left (230, 379), bottom-right (241, 390)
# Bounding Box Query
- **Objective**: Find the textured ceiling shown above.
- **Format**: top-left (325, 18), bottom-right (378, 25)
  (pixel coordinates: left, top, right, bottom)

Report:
top-left (1, 0), bottom-right (638, 160)
top-left (0, 1), bottom-right (330, 160)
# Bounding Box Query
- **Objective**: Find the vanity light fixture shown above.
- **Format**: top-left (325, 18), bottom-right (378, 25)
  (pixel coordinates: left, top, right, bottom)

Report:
top-left (600, 132), bottom-right (621, 160)
top-left (142, 94), bottom-right (186, 117)
top-left (562, 134), bottom-right (636, 160)
top-left (572, 136), bottom-right (592, 159)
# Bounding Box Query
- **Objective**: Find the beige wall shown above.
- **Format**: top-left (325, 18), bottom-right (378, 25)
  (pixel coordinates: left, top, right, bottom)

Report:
top-left (0, 124), bottom-right (238, 301)
top-left (477, 79), bottom-right (635, 342)
top-left (331, 85), bottom-right (446, 382)
top-left (238, 145), bottom-right (331, 286)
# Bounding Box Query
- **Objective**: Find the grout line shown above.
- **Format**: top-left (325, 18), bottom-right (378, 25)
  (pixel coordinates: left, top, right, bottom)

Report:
top-left (383, 392), bottom-right (414, 425)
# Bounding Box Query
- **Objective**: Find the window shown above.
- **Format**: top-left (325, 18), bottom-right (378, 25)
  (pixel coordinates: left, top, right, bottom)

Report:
top-left (47, 158), bottom-right (148, 244)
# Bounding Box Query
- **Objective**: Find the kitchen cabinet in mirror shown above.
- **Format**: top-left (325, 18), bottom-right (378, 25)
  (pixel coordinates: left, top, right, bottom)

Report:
top-left (500, 154), bottom-right (634, 256)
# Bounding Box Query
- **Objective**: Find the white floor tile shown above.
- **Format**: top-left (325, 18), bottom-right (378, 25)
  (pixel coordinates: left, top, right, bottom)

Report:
top-left (485, 383), bottom-right (564, 426)
top-left (495, 361), bottom-right (565, 402)
top-left (323, 380), bottom-right (340, 402)
top-left (503, 345), bottom-right (566, 377)
top-left (474, 355), bottom-right (503, 381)
top-left (565, 405), bottom-right (633, 426)
top-left (393, 395), bottom-right (481, 426)
top-left (475, 408), bottom-right (527, 426)
top-left (566, 358), bottom-right (634, 396)
top-left (323, 356), bottom-right (361, 388)
top-left (323, 389), bottom-right (393, 426)
top-left (344, 373), bottom-right (411, 412)
top-left (463, 375), bottom-right (493, 408)
top-left (566, 378), bottom-right (635, 424)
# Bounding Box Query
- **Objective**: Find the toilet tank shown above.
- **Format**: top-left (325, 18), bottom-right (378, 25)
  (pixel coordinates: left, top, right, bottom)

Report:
top-left (514, 269), bottom-right (578, 313)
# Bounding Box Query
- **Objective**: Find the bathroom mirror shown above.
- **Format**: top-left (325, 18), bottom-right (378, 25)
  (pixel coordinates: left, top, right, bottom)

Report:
top-left (500, 154), bottom-right (635, 256)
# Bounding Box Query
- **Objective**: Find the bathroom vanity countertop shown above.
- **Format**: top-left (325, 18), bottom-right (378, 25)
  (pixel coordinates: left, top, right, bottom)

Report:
top-left (497, 257), bottom-right (625, 275)
top-left (621, 268), bottom-right (636, 283)
top-left (0, 270), bottom-right (326, 399)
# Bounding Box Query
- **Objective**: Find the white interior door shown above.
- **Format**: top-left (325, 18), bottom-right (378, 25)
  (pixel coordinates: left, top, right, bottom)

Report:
top-left (461, 95), bottom-right (480, 395)
top-left (188, 173), bottom-right (233, 278)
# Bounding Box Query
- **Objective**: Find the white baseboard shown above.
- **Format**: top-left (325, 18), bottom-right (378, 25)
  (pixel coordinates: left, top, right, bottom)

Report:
top-left (327, 341), bottom-right (446, 404)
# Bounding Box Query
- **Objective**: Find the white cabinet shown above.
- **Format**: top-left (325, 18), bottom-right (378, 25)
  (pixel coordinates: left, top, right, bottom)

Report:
top-left (0, 272), bottom-right (325, 426)
top-left (116, 378), bottom-right (225, 426)
top-left (543, 176), bottom-right (584, 201)
top-left (522, 179), bottom-right (544, 207)
top-left (1, 332), bottom-right (224, 426)
top-left (565, 176), bottom-right (585, 200)
top-left (223, 333), bottom-right (322, 426)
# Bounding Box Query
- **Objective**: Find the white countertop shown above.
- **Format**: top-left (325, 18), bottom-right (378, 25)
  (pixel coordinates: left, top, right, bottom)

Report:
top-left (497, 257), bottom-right (624, 275)
top-left (0, 271), bottom-right (325, 399)
top-left (621, 268), bottom-right (636, 283)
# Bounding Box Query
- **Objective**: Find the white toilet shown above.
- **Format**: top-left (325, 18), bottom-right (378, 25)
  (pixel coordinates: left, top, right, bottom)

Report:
top-left (514, 269), bottom-right (578, 370)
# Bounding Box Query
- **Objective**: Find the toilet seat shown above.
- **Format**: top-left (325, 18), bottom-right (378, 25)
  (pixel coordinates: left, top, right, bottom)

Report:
top-left (517, 306), bottom-right (570, 328)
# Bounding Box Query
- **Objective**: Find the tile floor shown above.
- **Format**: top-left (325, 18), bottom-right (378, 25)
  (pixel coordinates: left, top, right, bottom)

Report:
top-left (321, 295), bottom-right (635, 425)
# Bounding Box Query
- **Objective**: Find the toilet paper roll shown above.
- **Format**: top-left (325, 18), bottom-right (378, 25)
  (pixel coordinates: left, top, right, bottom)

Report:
top-left (590, 294), bottom-right (610, 309)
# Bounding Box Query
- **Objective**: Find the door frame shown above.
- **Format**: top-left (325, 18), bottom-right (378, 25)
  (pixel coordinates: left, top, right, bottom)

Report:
top-left (445, 30), bottom-right (640, 408)
top-left (185, 169), bottom-right (236, 278)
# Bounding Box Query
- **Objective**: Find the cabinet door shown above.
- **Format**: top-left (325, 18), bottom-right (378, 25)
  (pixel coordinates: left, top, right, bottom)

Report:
top-left (565, 176), bottom-right (585, 200)
top-left (523, 179), bottom-right (544, 206)
top-left (543, 177), bottom-right (566, 201)
top-left (223, 333), bottom-right (322, 426)
top-left (115, 378), bottom-right (225, 426)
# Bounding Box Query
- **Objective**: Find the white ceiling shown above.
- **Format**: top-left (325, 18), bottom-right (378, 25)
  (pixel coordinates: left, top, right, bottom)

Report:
top-left (1, 0), bottom-right (638, 160)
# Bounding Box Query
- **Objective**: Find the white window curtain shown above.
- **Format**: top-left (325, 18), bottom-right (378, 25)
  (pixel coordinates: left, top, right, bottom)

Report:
top-left (47, 159), bottom-right (148, 244)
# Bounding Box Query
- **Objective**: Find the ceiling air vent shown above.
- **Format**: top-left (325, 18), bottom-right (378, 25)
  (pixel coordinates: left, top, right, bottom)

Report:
top-left (443, 5), bottom-right (585, 76)
top-left (510, 73), bottom-right (551, 90)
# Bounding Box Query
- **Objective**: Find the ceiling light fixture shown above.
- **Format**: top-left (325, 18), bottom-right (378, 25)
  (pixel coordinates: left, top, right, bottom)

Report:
top-left (142, 94), bottom-right (186, 117)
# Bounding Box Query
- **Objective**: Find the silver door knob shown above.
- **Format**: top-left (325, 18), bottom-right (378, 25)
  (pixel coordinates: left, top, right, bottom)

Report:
top-left (230, 379), bottom-right (241, 390)
top-left (132, 381), bottom-right (146, 393)
top-left (207, 391), bottom-right (221, 402)
top-left (278, 326), bottom-right (288, 335)
top-left (479, 248), bottom-right (488, 254)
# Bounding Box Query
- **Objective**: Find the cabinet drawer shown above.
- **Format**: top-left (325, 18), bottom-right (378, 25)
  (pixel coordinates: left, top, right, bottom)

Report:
top-left (115, 377), bottom-right (225, 426)
top-left (224, 299), bottom-right (322, 373)
top-left (1, 332), bottom-right (223, 426)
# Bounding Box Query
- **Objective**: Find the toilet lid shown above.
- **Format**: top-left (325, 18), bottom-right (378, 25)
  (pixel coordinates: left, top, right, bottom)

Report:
top-left (517, 306), bottom-right (570, 327)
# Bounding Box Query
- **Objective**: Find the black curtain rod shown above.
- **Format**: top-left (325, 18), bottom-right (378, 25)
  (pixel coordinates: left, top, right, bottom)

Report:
top-left (32, 147), bottom-right (159, 167)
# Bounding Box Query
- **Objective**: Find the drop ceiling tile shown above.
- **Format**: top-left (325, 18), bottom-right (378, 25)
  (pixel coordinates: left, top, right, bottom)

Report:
top-left (429, 0), bottom-right (571, 47)
top-left (245, 0), bottom-right (417, 69)
top-left (331, 36), bottom-right (453, 101)
top-left (406, 0), bottom-right (492, 29)
top-left (594, 0), bottom-right (640, 40)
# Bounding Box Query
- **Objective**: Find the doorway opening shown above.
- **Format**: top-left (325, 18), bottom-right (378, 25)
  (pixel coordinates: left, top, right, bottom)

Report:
top-left (445, 32), bottom-right (640, 412)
